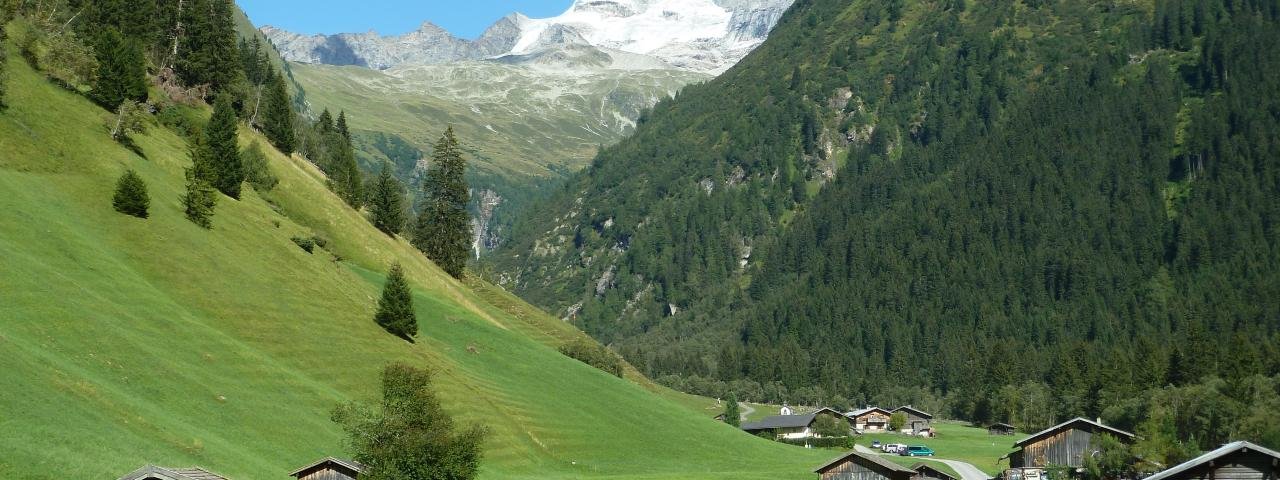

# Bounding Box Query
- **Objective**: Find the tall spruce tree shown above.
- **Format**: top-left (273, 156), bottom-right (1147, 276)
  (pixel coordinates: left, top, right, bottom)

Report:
top-left (413, 127), bottom-right (471, 279)
top-left (182, 136), bottom-right (219, 228)
top-left (368, 163), bottom-right (405, 235)
top-left (90, 29), bottom-right (148, 111)
top-left (374, 263), bottom-right (417, 339)
top-left (112, 169), bottom-right (150, 218)
top-left (334, 111), bottom-right (362, 208)
top-left (175, 0), bottom-right (238, 93)
top-left (261, 72), bottom-right (296, 155)
top-left (207, 94), bottom-right (244, 199)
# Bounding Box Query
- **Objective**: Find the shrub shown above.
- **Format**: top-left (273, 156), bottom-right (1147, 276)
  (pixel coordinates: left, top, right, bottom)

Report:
top-left (890, 412), bottom-right (907, 431)
top-left (290, 236), bottom-right (315, 253)
top-left (19, 18), bottom-right (97, 90)
top-left (558, 339), bottom-right (624, 377)
top-left (778, 436), bottom-right (856, 449)
top-left (241, 141), bottom-right (278, 192)
top-left (111, 169), bottom-right (149, 218)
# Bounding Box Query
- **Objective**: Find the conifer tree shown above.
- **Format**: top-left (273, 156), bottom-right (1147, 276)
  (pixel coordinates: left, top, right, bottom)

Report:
top-left (723, 392), bottom-right (741, 427)
top-left (90, 29), bottom-right (148, 110)
top-left (182, 137), bottom-right (219, 228)
top-left (413, 127), bottom-right (471, 279)
top-left (112, 169), bottom-right (150, 218)
top-left (317, 109), bottom-right (334, 135)
top-left (176, 0), bottom-right (238, 93)
top-left (333, 111), bottom-right (362, 208)
top-left (206, 94), bottom-right (244, 199)
top-left (374, 263), bottom-right (417, 339)
top-left (1, 21), bottom-right (9, 111)
top-left (367, 163), bottom-right (405, 235)
top-left (261, 72), bottom-right (296, 155)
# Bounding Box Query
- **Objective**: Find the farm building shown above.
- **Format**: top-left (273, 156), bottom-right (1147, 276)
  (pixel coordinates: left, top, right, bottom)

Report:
top-left (849, 407), bottom-right (894, 432)
top-left (116, 465), bottom-right (231, 480)
top-left (742, 407), bottom-right (852, 439)
top-left (892, 406), bottom-right (934, 435)
top-left (913, 463), bottom-right (958, 480)
top-left (289, 457), bottom-right (368, 480)
top-left (814, 450), bottom-right (920, 480)
top-left (1002, 417), bottom-right (1135, 479)
top-left (989, 423), bottom-right (1017, 435)
top-left (1143, 441), bottom-right (1280, 480)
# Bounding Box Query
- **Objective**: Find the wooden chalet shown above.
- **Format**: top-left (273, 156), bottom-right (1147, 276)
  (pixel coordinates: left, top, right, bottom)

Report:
top-left (290, 457), bottom-right (368, 480)
top-left (849, 407), bottom-right (894, 433)
top-left (1003, 417), bottom-right (1135, 478)
top-left (989, 423), bottom-right (1017, 436)
top-left (913, 462), bottom-right (959, 480)
top-left (117, 465), bottom-right (231, 480)
top-left (1143, 441), bottom-right (1280, 480)
top-left (815, 450), bottom-right (920, 480)
top-left (742, 407), bottom-right (852, 439)
top-left (892, 406), bottom-right (934, 435)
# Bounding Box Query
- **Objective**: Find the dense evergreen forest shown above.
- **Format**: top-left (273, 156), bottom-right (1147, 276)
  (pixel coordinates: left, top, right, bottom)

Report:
top-left (488, 0), bottom-right (1280, 455)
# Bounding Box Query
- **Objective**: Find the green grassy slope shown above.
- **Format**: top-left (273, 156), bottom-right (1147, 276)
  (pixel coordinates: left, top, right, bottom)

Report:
top-left (0, 41), bottom-right (829, 479)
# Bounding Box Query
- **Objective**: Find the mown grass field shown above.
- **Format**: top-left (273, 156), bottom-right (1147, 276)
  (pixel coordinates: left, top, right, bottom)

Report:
top-left (0, 38), bottom-right (830, 480)
top-left (857, 422), bottom-right (1017, 475)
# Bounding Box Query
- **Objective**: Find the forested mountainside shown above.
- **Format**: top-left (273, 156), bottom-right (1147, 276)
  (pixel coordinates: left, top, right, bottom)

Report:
top-left (489, 0), bottom-right (1280, 449)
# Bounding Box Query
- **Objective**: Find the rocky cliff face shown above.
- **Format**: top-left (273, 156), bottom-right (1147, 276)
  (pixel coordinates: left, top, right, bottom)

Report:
top-left (261, 0), bottom-right (793, 74)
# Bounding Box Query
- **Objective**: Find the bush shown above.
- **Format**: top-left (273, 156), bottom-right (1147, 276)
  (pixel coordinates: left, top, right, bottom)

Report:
top-left (290, 236), bottom-right (315, 253)
top-left (18, 18), bottom-right (97, 90)
top-left (111, 169), bottom-right (149, 218)
top-left (890, 412), bottom-right (907, 431)
top-left (241, 141), bottom-right (278, 192)
top-left (778, 436), bottom-right (856, 449)
top-left (558, 339), bottom-right (624, 377)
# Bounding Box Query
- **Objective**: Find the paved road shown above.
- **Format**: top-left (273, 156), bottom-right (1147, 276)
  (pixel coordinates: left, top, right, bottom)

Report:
top-left (738, 402), bottom-right (755, 422)
top-left (854, 445), bottom-right (990, 480)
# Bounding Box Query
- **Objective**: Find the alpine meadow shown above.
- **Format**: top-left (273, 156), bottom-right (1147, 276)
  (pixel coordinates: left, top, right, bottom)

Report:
top-left (3, 0), bottom-right (1280, 479)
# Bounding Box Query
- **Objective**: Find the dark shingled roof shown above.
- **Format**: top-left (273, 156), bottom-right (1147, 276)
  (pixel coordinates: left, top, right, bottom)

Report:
top-left (1144, 441), bottom-right (1280, 480)
top-left (891, 405), bottom-right (934, 419)
top-left (1013, 417), bottom-right (1135, 448)
top-left (289, 457), bottom-right (369, 477)
top-left (815, 450), bottom-right (920, 475)
top-left (913, 462), bottom-right (959, 480)
top-left (116, 465), bottom-right (231, 480)
top-left (741, 407), bottom-right (847, 431)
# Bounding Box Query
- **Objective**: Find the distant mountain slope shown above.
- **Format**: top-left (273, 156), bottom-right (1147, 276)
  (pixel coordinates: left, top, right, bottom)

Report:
top-left (262, 0), bottom-right (794, 74)
top-left (0, 29), bottom-right (829, 480)
top-left (486, 0), bottom-right (1280, 430)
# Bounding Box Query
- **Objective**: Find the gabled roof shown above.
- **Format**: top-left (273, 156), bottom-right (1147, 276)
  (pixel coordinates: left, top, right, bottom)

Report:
top-left (849, 406), bottom-right (894, 418)
top-left (1143, 441), bottom-right (1280, 480)
top-left (892, 406), bottom-right (934, 419)
top-left (117, 465), bottom-right (230, 480)
top-left (989, 422), bottom-right (1015, 429)
top-left (289, 457), bottom-right (368, 477)
top-left (913, 462), bottom-right (959, 480)
top-left (1013, 418), bottom-right (1135, 448)
top-left (815, 450), bottom-right (919, 475)
top-left (741, 407), bottom-right (848, 431)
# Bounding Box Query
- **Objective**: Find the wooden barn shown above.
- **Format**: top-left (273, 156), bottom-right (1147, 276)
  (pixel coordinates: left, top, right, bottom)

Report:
top-left (742, 407), bottom-right (852, 439)
top-left (892, 406), bottom-right (934, 435)
top-left (117, 465), bottom-right (231, 480)
top-left (849, 407), bottom-right (894, 433)
top-left (913, 462), bottom-right (959, 480)
top-left (289, 457), bottom-right (368, 480)
top-left (1004, 417), bottom-right (1135, 477)
top-left (989, 423), bottom-right (1017, 436)
top-left (1143, 441), bottom-right (1280, 480)
top-left (814, 450), bottom-right (920, 480)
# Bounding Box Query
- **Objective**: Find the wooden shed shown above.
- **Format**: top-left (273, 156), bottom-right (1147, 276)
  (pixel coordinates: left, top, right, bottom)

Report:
top-left (892, 406), bottom-right (934, 435)
top-left (289, 457), bottom-right (368, 480)
top-left (815, 450), bottom-right (920, 480)
top-left (1143, 441), bottom-right (1280, 480)
top-left (989, 423), bottom-right (1016, 436)
top-left (117, 465), bottom-right (231, 480)
top-left (913, 462), bottom-right (959, 480)
top-left (1007, 418), bottom-right (1135, 470)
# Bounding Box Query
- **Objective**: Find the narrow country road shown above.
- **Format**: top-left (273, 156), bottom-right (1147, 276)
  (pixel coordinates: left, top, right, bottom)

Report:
top-left (738, 402), bottom-right (755, 421)
top-left (854, 445), bottom-right (990, 480)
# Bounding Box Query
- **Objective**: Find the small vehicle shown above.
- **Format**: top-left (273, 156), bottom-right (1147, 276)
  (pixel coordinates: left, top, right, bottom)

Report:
top-left (883, 443), bottom-right (907, 454)
top-left (904, 445), bottom-right (935, 457)
top-left (871, 440), bottom-right (882, 448)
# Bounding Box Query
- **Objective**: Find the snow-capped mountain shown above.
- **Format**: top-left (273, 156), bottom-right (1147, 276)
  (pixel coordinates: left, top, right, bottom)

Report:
top-left (261, 0), bottom-right (793, 74)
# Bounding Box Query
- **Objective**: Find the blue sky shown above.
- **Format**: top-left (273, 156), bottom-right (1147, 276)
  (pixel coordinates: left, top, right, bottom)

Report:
top-left (239, 0), bottom-right (573, 39)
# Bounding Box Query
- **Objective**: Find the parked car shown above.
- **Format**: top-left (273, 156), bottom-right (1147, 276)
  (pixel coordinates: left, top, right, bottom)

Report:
top-left (871, 440), bottom-right (882, 448)
top-left (905, 445), bottom-right (935, 457)
top-left (883, 443), bottom-right (907, 454)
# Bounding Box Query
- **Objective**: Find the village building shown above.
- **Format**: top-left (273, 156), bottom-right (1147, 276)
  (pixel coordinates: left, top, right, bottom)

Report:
top-left (848, 407), bottom-right (894, 433)
top-left (892, 406), bottom-right (934, 435)
top-left (742, 407), bottom-right (852, 439)
top-left (1002, 417), bottom-right (1136, 480)
top-left (289, 457), bottom-right (368, 480)
top-left (989, 423), bottom-right (1017, 436)
top-left (1143, 441), bottom-right (1280, 480)
top-left (913, 462), bottom-right (959, 480)
top-left (117, 465), bottom-right (231, 480)
top-left (814, 450), bottom-right (920, 480)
